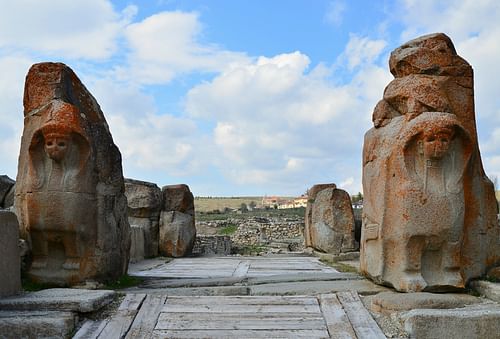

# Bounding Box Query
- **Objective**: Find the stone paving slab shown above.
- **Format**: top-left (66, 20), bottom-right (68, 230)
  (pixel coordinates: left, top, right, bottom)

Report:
top-left (0, 288), bottom-right (115, 313)
top-left (0, 310), bottom-right (76, 338)
top-left (249, 279), bottom-right (389, 296)
top-left (400, 304), bottom-right (500, 339)
top-left (368, 291), bottom-right (483, 314)
top-left (75, 292), bottom-right (385, 338)
top-left (471, 280), bottom-right (500, 303)
top-left (128, 256), bottom-right (338, 279)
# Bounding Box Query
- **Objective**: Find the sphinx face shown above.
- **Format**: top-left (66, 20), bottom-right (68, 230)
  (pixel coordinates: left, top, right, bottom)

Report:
top-left (44, 135), bottom-right (69, 162)
top-left (421, 131), bottom-right (452, 160)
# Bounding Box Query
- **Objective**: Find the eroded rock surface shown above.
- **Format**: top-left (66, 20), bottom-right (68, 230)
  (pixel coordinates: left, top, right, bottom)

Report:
top-left (15, 62), bottom-right (130, 285)
top-left (361, 33), bottom-right (500, 292)
top-left (0, 175), bottom-right (15, 209)
top-left (125, 178), bottom-right (162, 259)
top-left (0, 211), bottom-right (21, 297)
top-left (159, 184), bottom-right (196, 257)
top-left (304, 184), bottom-right (355, 254)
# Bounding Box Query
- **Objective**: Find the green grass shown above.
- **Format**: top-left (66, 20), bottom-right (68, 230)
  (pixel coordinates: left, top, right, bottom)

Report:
top-left (194, 196), bottom-right (263, 212)
top-left (320, 258), bottom-right (359, 273)
top-left (103, 274), bottom-right (143, 290)
top-left (22, 279), bottom-right (61, 291)
top-left (217, 224), bottom-right (238, 235)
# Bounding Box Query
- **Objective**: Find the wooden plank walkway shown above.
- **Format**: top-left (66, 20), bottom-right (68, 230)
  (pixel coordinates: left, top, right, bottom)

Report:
top-left (73, 292), bottom-right (386, 338)
top-left (128, 256), bottom-right (337, 279)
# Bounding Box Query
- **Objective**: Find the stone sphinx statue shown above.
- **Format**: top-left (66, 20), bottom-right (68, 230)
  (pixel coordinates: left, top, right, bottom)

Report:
top-left (15, 62), bottom-right (130, 285)
top-left (361, 33), bottom-right (500, 292)
top-left (26, 103), bottom-right (94, 273)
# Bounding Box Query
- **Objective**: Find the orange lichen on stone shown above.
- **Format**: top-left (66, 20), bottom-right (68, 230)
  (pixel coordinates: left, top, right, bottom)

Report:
top-left (15, 62), bottom-right (130, 286)
top-left (361, 33), bottom-right (500, 292)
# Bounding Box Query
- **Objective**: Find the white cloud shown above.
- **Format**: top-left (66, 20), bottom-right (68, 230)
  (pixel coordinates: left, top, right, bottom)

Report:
top-left (339, 34), bottom-right (387, 70)
top-left (186, 44), bottom-right (391, 194)
top-left (0, 55), bottom-right (35, 178)
top-left (122, 11), bottom-right (249, 84)
top-left (87, 78), bottom-right (202, 177)
top-left (0, 0), bottom-right (135, 60)
top-left (395, 0), bottom-right (500, 179)
top-left (325, 0), bottom-right (347, 26)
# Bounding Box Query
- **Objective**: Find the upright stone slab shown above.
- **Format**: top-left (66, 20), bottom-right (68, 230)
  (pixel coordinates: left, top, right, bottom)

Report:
top-left (15, 62), bottom-right (130, 285)
top-left (0, 211), bottom-right (21, 297)
top-left (0, 175), bottom-right (15, 209)
top-left (304, 184), bottom-right (355, 254)
top-left (125, 178), bottom-right (162, 258)
top-left (159, 184), bottom-right (196, 257)
top-left (361, 33), bottom-right (500, 292)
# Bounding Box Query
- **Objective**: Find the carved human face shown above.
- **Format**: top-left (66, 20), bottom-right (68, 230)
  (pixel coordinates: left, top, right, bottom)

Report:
top-left (420, 130), bottom-right (452, 160)
top-left (44, 135), bottom-right (69, 162)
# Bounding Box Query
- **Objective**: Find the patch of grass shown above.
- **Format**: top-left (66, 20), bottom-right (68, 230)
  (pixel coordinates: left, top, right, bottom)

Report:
top-left (486, 275), bottom-right (500, 283)
top-left (22, 279), bottom-right (61, 291)
top-left (320, 258), bottom-right (358, 273)
top-left (103, 274), bottom-right (143, 290)
top-left (217, 224), bottom-right (238, 235)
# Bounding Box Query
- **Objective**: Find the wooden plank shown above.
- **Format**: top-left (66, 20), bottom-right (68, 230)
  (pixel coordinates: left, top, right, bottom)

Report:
top-left (161, 303), bottom-right (321, 313)
top-left (156, 313), bottom-right (325, 330)
top-left (151, 329), bottom-right (329, 338)
top-left (336, 291), bottom-right (386, 339)
top-left (165, 296), bottom-right (319, 305)
top-left (97, 294), bottom-right (146, 339)
top-left (73, 319), bottom-right (108, 339)
top-left (318, 294), bottom-right (356, 339)
top-left (125, 294), bottom-right (167, 339)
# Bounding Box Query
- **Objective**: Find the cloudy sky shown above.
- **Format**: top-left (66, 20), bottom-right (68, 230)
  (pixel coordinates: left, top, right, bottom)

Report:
top-left (1, 0), bottom-right (499, 196)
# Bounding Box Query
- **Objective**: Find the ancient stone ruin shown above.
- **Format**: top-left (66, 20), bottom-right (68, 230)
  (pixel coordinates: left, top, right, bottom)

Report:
top-left (304, 183), bottom-right (356, 254)
top-left (0, 175), bottom-right (15, 209)
top-left (361, 33), bottom-right (500, 292)
top-left (159, 184), bottom-right (196, 257)
top-left (124, 178), bottom-right (162, 261)
top-left (14, 62), bottom-right (131, 286)
top-left (0, 211), bottom-right (21, 297)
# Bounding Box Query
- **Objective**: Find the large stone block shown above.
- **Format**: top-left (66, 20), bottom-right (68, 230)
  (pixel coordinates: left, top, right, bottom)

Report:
top-left (158, 184), bottom-right (196, 257)
top-left (361, 33), bottom-right (500, 292)
top-left (0, 211), bottom-right (21, 297)
top-left (129, 225), bottom-right (145, 263)
top-left (161, 184), bottom-right (194, 215)
top-left (15, 62), bottom-right (130, 286)
top-left (304, 184), bottom-right (355, 254)
top-left (0, 175), bottom-right (15, 209)
top-left (159, 211), bottom-right (196, 257)
top-left (125, 178), bottom-right (161, 258)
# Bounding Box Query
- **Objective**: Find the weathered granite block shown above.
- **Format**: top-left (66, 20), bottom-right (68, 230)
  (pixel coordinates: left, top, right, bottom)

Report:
top-left (304, 184), bottom-right (355, 254)
top-left (129, 225), bottom-right (145, 263)
top-left (0, 211), bottom-right (21, 297)
top-left (159, 211), bottom-right (196, 257)
top-left (361, 33), bottom-right (500, 292)
top-left (125, 178), bottom-right (162, 258)
top-left (159, 184), bottom-right (196, 257)
top-left (15, 62), bottom-right (130, 286)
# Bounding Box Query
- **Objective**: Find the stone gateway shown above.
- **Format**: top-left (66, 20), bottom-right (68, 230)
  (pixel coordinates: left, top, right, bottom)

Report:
top-left (361, 33), bottom-right (500, 292)
top-left (15, 62), bottom-right (131, 286)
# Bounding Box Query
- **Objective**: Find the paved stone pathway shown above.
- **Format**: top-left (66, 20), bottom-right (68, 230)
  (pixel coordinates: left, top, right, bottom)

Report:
top-left (74, 292), bottom-right (385, 338)
top-left (73, 255), bottom-right (387, 338)
top-left (128, 256), bottom-right (338, 279)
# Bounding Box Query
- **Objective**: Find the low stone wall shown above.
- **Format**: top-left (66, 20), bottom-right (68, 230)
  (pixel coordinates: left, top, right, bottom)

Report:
top-left (192, 236), bottom-right (232, 256)
top-left (196, 216), bottom-right (305, 253)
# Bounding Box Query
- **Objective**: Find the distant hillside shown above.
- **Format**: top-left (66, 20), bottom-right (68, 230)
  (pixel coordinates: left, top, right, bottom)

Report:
top-left (194, 196), bottom-right (293, 212)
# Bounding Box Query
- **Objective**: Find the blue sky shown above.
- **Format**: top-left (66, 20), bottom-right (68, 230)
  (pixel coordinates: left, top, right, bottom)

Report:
top-left (1, 0), bottom-right (499, 196)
